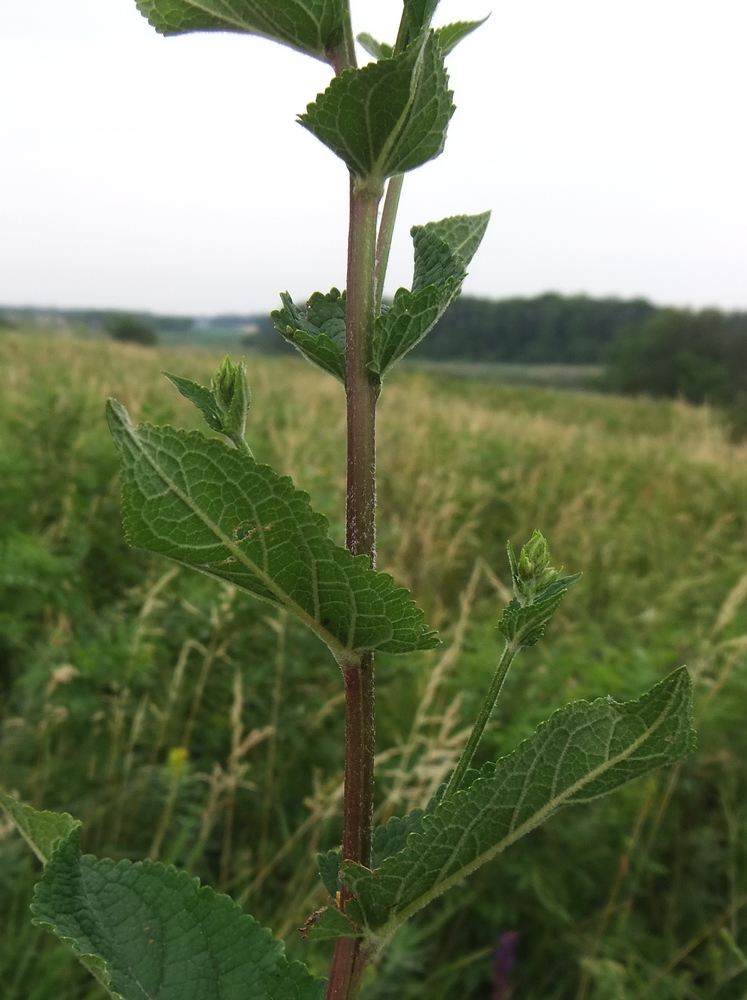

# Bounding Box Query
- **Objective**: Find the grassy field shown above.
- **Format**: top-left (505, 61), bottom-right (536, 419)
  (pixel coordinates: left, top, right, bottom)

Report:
top-left (403, 359), bottom-right (604, 391)
top-left (2, 331), bottom-right (747, 999)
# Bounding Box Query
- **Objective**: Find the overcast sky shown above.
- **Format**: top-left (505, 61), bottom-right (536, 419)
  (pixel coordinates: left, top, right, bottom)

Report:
top-left (1, 0), bottom-right (746, 316)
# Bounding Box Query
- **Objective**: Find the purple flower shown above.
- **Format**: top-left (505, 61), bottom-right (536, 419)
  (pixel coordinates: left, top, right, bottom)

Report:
top-left (492, 931), bottom-right (519, 1000)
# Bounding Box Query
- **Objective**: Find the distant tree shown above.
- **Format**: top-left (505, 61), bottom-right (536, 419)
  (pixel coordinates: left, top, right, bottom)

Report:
top-left (0, 314), bottom-right (12, 330)
top-left (153, 315), bottom-right (194, 334)
top-left (408, 293), bottom-right (657, 364)
top-left (105, 313), bottom-right (158, 345)
top-left (604, 309), bottom-right (747, 406)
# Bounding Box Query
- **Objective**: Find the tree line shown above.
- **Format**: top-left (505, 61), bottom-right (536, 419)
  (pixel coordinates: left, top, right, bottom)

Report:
top-left (5, 296), bottom-right (747, 417)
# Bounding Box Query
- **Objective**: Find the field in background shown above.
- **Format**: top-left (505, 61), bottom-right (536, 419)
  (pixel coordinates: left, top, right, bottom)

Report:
top-left (2, 331), bottom-right (747, 1000)
top-left (403, 359), bottom-right (603, 390)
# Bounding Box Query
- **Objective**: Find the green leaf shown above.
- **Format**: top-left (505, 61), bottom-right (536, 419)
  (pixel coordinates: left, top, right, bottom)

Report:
top-left (163, 372), bottom-right (224, 432)
top-left (135, 0), bottom-right (347, 63)
top-left (302, 905), bottom-right (359, 941)
top-left (32, 828), bottom-right (326, 1000)
top-left (300, 31), bottom-right (454, 185)
top-left (0, 791), bottom-right (80, 865)
top-left (271, 289), bottom-right (346, 383)
top-left (356, 33), bottom-right (393, 61)
top-left (371, 791), bottom-right (441, 867)
top-left (371, 285), bottom-right (454, 379)
top-left (107, 400), bottom-right (438, 659)
top-left (370, 212), bottom-right (490, 377)
top-left (498, 588), bottom-right (576, 647)
top-left (405, 0), bottom-right (440, 37)
top-left (316, 848), bottom-right (341, 896)
top-left (164, 358), bottom-right (252, 454)
top-left (342, 668), bottom-right (695, 935)
top-left (437, 19), bottom-right (488, 55)
top-left (413, 211), bottom-right (491, 286)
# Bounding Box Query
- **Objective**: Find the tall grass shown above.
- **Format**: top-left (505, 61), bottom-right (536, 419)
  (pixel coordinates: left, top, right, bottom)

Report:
top-left (2, 331), bottom-right (747, 998)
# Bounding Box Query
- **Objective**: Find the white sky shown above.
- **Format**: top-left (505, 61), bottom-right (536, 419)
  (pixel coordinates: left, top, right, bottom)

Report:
top-left (1, 0), bottom-right (746, 316)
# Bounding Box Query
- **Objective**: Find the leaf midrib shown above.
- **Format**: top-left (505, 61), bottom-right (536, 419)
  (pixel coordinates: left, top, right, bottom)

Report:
top-left (117, 410), bottom-right (352, 663)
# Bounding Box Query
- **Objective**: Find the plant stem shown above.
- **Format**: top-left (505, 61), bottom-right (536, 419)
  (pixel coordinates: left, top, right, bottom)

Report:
top-left (345, 184), bottom-right (380, 564)
top-left (329, 4), bottom-right (356, 74)
top-left (374, 174), bottom-right (403, 312)
top-left (444, 640), bottom-right (520, 799)
top-left (372, 9), bottom-right (410, 310)
top-left (327, 181), bottom-right (382, 1000)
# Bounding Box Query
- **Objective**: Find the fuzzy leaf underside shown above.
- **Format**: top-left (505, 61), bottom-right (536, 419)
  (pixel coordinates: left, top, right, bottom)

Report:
top-left (271, 289), bottom-right (346, 382)
top-left (437, 20), bottom-right (488, 55)
top-left (300, 31), bottom-right (453, 182)
top-left (135, 0), bottom-right (346, 62)
top-left (31, 830), bottom-right (326, 1000)
top-left (107, 400), bottom-right (437, 657)
top-left (342, 668), bottom-right (695, 933)
top-left (370, 212), bottom-right (490, 376)
top-left (0, 791), bottom-right (81, 865)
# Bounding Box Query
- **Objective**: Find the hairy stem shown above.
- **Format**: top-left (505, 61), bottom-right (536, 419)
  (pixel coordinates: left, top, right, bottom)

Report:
top-left (345, 184), bottom-right (380, 563)
top-left (444, 641), bottom-right (520, 799)
top-left (327, 181), bottom-right (382, 1000)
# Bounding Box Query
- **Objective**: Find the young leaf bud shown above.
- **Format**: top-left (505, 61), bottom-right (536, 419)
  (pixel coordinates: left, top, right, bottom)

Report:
top-left (518, 529), bottom-right (551, 581)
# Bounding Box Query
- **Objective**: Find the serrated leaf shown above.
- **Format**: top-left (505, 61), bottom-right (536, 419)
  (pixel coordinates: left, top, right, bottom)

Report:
top-left (371, 791), bottom-right (441, 867)
top-left (0, 791), bottom-right (81, 865)
top-left (271, 289), bottom-right (346, 382)
top-left (370, 283), bottom-right (457, 378)
top-left (163, 372), bottom-right (224, 431)
top-left (300, 31), bottom-right (454, 184)
top-left (498, 574), bottom-right (580, 647)
top-left (411, 229), bottom-right (466, 295)
top-left (370, 212), bottom-right (490, 377)
top-left (405, 0), bottom-right (440, 36)
top-left (32, 829), bottom-right (326, 1000)
top-left (356, 32), bottom-right (392, 61)
top-left (342, 668), bottom-right (695, 935)
top-left (412, 211), bottom-right (491, 288)
top-left (302, 905), bottom-right (359, 941)
top-left (316, 848), bottom-right (341, 896)
top-left (107, 400), bottom-right (438, 659)
top-left (437, 19), bottom-right (488, 55)
top-left (135, 0), bottom-right (346, 63)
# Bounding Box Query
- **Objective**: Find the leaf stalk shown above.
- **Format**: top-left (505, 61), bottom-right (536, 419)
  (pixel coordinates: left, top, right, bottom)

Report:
top-left (444, 640), bottom-right (520, 799)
